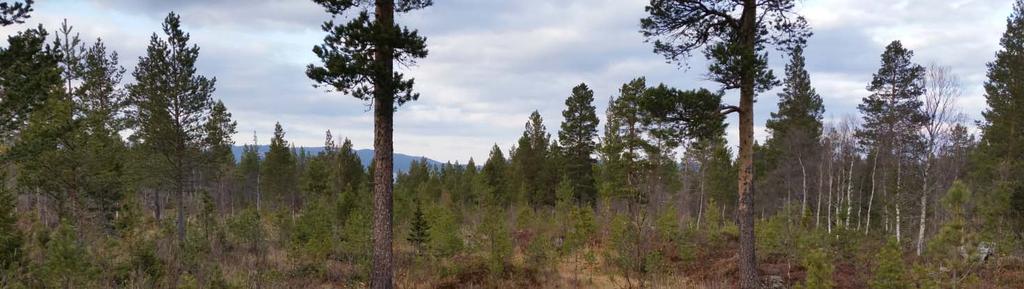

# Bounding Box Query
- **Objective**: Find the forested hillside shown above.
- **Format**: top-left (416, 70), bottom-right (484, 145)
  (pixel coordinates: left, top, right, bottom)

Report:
top-left (2, 0), bottom-right (1024, 288)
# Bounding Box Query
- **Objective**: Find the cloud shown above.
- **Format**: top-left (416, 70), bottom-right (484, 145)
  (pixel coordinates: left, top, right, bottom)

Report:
top-left (5, 0), bottom-right (1013, 162)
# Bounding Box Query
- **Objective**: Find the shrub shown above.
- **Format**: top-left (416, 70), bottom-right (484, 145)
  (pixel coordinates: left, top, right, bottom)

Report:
top-left (479, 206), bottom-right (511, 276)
top-left (871, 238), bottom-right (907, 289)
top-left (796, 248), bottom-right (834, 289)
top-left (427, 203), bottom-right (463, 257)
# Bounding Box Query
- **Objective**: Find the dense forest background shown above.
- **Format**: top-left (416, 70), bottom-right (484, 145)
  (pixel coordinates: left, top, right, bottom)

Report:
top-left (2, 0), bottom-right (1024, 288)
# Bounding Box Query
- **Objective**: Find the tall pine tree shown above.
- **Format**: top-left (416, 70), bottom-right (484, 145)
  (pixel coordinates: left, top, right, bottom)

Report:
top-left (559, 83), bottom-right (599, 206)
top-left (128, 12), bottom-right (216, 245)
top-left (857, 40), bottom-right (927, 240)
top-left (307, 1), bottom-right (431, 286)
top-left (640, 2), bottom-right (810, 284)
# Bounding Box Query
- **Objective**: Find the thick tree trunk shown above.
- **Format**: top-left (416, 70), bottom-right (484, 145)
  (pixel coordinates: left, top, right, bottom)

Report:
top-left (370, 1), bottom-right (396, 289)
top-left (737, 2), bottom-right (759, 288)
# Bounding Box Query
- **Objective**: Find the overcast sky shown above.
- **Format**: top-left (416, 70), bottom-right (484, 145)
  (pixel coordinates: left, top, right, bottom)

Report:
top-left (1, 0), bottom-right (1012, 163)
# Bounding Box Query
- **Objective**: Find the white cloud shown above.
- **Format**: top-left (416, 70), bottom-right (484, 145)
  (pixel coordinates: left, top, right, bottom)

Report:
top-left (6, 0), bottom-right (1012, 163)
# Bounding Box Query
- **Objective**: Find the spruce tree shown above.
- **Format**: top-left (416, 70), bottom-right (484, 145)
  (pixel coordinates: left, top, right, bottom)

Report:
top-left (976, 0), bottom-right (1024, 235)
top-left (406, 200), bottom-right (430, 255)
top-left (261, 122), bottom-right (298, 212)
top-left (641, 2), bottom-right (810, 286)
top-left (128, 12), bottom-right (216, 245)
top-left (765, 45), bottom-right (824, 214)
top-left (559, 83), bottom-right (599, 206)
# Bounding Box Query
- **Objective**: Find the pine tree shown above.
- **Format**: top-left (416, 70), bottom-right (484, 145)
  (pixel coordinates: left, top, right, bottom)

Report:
top-left (407, 200), bottom-right (430, 255)
top-left (857, 40), bottom-right (927, 239)
top-left (481, 144), bottom-right (509, 206)
top-left (927, 181), bottom-right (977, 287)
top-left (0, 0), bottom-right (32, 26)
top-left (128, 12), bottom-right (216, 245)
top-left (0, 174), bottom-right (23, 288)
top-left (976, 0), bottom-right (1024, 236)
top-left (307, 0), bottom-right (431, 286)
top-left (797, 248), bottom-right (835, 289)
top-left (336, 138), bottom-right (365, 194)
top-left (600, 77), bottom-right (651, 201)
top-left (641, 2), bottom-right (810, 286)
top-left (559, 83), bottom-right (599, 206)
top-left (511, 111), bottom-right (552, 207)
top-left (871, 238), bottom-right (908, 289)
top-left (0, 25), bottom-right (61, 140)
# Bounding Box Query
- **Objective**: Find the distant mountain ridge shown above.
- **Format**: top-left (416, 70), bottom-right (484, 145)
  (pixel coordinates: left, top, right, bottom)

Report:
top-left (230, 145), bottom-right (442, 173)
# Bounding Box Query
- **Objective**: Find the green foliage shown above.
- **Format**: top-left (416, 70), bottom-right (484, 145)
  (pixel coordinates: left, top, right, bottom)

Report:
top-left (564, 206), bottom-right (596, 254)
top-left (871, 238), bottom-right (907, 289)
top-left (927, 181), bottom-right (979, 287)
top-left (0, 24), bottom-right (61, 137)
top-left (976, 0), bottom-right (1024, 240)
top-left (796, 248), bottom-right (834, 289)
top-left (857, 40), bottom-right (927, 150)
top-left (227, 208), bottom-right (263, 253)
top-left (0, 177), bottom-right (24, 287)
top-left (339, 206), bottom-right (372, 278)
top-left (306, 0), bottom-right (432, 105)
top-left (607, 213), bottom-right (646, 276)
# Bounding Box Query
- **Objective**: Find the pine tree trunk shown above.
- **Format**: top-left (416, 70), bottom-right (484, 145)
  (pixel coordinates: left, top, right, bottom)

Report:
top-left (370, 1), bottom-right (396, 288)
top-left (737, 2), bottom-right (759, 287)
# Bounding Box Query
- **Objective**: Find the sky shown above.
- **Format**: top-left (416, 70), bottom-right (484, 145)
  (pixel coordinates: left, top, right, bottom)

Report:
top-left (0, 0), bottom-right (1013, 163)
